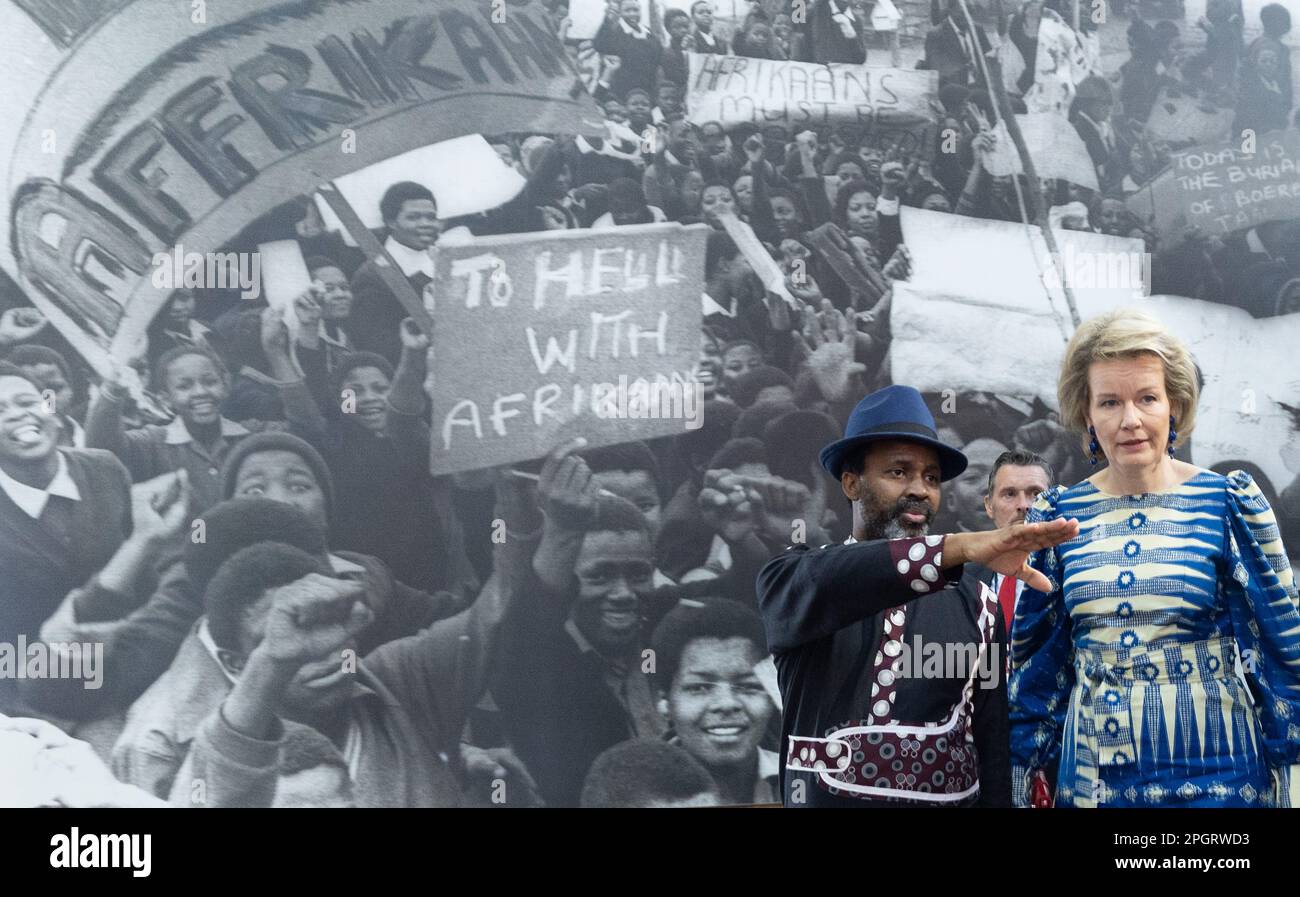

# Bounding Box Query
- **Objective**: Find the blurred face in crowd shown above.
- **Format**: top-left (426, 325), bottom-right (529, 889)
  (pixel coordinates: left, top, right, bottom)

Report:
top-left (341, 365), bottom-right (392, 434)
top-left (1097, 199), bottom-right (1129, 236)
top-left (166, 291), bottom-right (196, 328)
top-left (230, 449), bottom-right (329, 531)
top-left (846, 440), bottom-right (941, 539)
top-left (770, 195), bottom-right (802, 237)
top-left (0, 374), bottom-right (59, 471)
top-left (920, 191), bottom-right (952, 212)
top-left (620, 0), bottom-right (641, 26)
top-left (680, 170), bottom-right (705, 214)
top-left (658, 83), bottom-right (682, 114)
top-left (949, 438), bottom-right (1008, 532)
top-left (701, 124), bottom-right (728, 156)
top-left (387, 198), bottom-right (439, 250)
top-left (626, 92), bottom-right (653, 128)
top-left (18, 363), bottom-right (72, 418)
top-left (572, 528), bottom-right (655, 654)
top-left (237, 582), bottom-right (357, 719)
top-left (603, 98), bottom-right (628, 124)
top-left (592, 469), bottom-right (663, 541)
top-left (273, 764), bottom-right (355, 809)
top-left (668, 13), bottom-right (691, 41)
top-left (700, 184), bottom-right (737, 224)
top-left (311, 265), bottom-right (353, 322)
top-left (732, 175), bottom-right (753, 213)
top-left (773, 15), bottom-right (792, 42)
top-left (721, 343), bottom-right (762, 389)
top-left (162, 353), bottom-right (227, 428)
top-left (835, 159), bottom-right (867, 184)
top-left (696, 331), bottom-right (723, 397)
top-left (984, 463), bottom-right (1051, 529)
top-left (1086, 353), bottom-right (1174, 473)
top-left (692, 1), bottom-right (713, 32)
top-left (747, 23), bottom-right (774, 51)
top-left (845, 190), bottom-right (878, 238)
top-left (666, 637), bottom-right (772, 771)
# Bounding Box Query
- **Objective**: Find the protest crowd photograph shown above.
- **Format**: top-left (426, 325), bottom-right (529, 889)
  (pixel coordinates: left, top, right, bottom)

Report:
top-left (1, 0), bottom-right (1299, 819)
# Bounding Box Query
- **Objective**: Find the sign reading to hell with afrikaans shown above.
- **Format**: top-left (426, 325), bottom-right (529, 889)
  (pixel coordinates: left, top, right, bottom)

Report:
top-left (1, 0), bottom-right (604, 380)
top-left (426, 222), bottom-right (709, 475)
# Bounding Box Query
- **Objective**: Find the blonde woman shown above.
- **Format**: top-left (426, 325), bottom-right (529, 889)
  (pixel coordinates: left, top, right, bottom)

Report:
top-left (1010, 309), bottom-right (1300, 807)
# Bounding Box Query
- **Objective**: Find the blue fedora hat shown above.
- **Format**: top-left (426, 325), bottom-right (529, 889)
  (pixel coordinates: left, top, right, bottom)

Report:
top-left (819, 385), bottom-right (968, 481)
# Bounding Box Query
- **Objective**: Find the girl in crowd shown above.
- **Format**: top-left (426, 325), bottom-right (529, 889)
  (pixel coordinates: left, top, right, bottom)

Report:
top-left (1011, 309), bottom-right (1300, 807)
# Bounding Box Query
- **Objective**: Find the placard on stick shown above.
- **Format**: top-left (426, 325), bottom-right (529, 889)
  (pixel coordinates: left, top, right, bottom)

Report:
top-left (427, 222), bottom-right (709, 475)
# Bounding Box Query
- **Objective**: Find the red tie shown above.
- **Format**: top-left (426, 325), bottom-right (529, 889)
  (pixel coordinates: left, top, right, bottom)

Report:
top-left (997, 574), bottom-right (1017, 632)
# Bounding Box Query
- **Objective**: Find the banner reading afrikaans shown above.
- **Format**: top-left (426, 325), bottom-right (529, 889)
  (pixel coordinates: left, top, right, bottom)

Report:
top-left (2, 0), bottom-right (605, 376)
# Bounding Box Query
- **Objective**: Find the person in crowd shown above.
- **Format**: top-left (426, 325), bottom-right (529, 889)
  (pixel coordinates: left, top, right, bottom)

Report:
top-left (757, 383), bottom-right (1080, 807)
top-left (922, 0), bottom-right (994, 89)
top-left (0, 363), bottom-right (135, 707)
top-left (1236, 3), bottom-right (1294, 138)
top-left (146, 290), bottom-right (214, 369)
top-left (349, 182), bottom-right (440, 362)
top-left (1007, 0), bottom-right (1044, 96)
top-left (579, 738), bottom-right (720, 806)
top-left (1071, 76), bottom-right (1127, 193)
top-left (652, 599), bottom-right (779, 804)
top-left (593, 0), bottom-right (662, 99)
top-left (297, 256), bottom-right (356, 375)
top-left (1012, 309), bottom-right (1300, 807)
top-left (85, 346), bottom-right (285, 514)
top-left (660, 8), bottom-right (694, 89)
top-left (5, 345), bottom-right (86, 448)
top-left (690, 0), bottom-right (729, 55)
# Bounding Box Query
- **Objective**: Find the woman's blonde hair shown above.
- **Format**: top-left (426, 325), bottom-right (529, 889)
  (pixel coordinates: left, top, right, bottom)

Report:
top-left (1058, 308), bottom-right (1199, 451)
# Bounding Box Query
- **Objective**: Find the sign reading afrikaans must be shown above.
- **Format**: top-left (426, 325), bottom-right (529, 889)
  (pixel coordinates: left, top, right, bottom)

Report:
top-left (2, 0), bottom-right (604, 377)
top-left (1128, 130), bottom-right (1300, 238)
top-left (426, 222), bottom-right (709, 476)
top-left (685, 52), bottom-right (937, 156)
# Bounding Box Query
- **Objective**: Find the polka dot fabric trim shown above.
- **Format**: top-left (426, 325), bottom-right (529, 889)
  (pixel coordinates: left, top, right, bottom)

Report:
top-left (889, 535), bottom-right (949, 595)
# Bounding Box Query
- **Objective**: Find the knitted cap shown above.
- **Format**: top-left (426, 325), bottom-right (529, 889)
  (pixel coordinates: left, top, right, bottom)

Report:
top-left (220, 431), bottom-right (335, 520)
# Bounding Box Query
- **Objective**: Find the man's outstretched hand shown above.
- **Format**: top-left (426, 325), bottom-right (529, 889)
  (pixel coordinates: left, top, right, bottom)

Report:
top-left (943, 518), bottom-right (1080, 593)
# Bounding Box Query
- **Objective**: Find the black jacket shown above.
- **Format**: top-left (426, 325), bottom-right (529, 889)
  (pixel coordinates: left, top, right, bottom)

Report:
top-left (757, 537), bottom-right (1011, 807)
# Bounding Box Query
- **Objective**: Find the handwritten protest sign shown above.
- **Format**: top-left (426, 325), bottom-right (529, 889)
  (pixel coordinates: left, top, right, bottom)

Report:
top-left (1126, 130), bottom-right (1300, 237)
top-left (426, 222), bottom-right (709, 475)
top-left (716, 213), bottom-right (796, 305)
top-left (892, 206), bottom-right (1300, 496)
top-left (1, 0), bottom-right (604, 375)
top-left (685, 53), bottom-right (937, 154)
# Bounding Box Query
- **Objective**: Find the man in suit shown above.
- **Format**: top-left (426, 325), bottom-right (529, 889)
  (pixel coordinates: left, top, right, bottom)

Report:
top-left (965, 449), bottom-right (1054, 633)
top-left (1071, 76), bottom-right (1126, 194)
top-left (756, 385), bottom-right (1078, 807)
top-left (921, 0), bottom-right (994, 89)
top-left (348, 182), bottom-right (440, 363)
top-left (690, 1), bottom-right (729, 55)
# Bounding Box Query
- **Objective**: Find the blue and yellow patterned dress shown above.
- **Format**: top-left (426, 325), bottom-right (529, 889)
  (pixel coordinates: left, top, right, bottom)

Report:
top-left (1009, 469), bottom-right (1300, 807)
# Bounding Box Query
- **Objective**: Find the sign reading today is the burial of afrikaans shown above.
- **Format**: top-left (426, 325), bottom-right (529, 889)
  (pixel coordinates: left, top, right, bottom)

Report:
top-left (1, 0), bottom-right (604, 377)
top-left (426, 222), bottom-right (709, 476)
top-left (685, 52), bottom-right (937, 138)
top-left (1127, 130), bottom-right (1300, 237)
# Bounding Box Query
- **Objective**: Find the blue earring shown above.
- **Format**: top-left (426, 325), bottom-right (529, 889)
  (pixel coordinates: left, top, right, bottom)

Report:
top-left (1168, 415), bottom-right (1177, 458)
top-left (1087, 426), bottom-right (1101, 466)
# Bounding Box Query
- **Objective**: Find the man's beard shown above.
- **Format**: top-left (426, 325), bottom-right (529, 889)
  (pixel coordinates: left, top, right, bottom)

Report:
top-left (861, 493), bottom-right (934, 540)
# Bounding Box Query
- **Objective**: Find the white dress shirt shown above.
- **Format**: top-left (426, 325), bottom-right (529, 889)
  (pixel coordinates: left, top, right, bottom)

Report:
top-left (0, 451), bottom-right (80, 518)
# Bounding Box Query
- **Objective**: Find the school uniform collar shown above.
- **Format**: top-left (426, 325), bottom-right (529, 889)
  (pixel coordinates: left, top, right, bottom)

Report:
top-left (0, 451), bottom-right (80, 519)
top-left (383, 235), bottom-right (435, 279)
top-left (619, 17), bottom-right (651, 39)
top-left (163, 415), bottom-right (249, 445)
top-left (696, 30), bottom-right (718, 47)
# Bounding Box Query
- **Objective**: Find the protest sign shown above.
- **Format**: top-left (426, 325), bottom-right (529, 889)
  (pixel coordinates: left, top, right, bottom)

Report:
top-left (891, 206), bottom-right (1300, 496)
top-left (314, 135), bottom-right (527, 238)
top-left (716, 213), bottom-right (796, 306)
top-left (1, 0), bottom-right (604, 372)
top-left (257, 240), bottom-right (312, 346)
top-left (981, 114), bottom-right (1099, 191)
top-left (685, 52), bottom-right (937, 154)
top-left (1126, 130), bottom-right (1300, 237)
top-left (426, 222), bottom-right (709, 475)
top-left (1144, 87), bottom-right (1234, 147)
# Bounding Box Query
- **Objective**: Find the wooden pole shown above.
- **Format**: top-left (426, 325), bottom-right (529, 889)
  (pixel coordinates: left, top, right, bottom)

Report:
top-left (956, 0), bottom-right (1081, 331)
